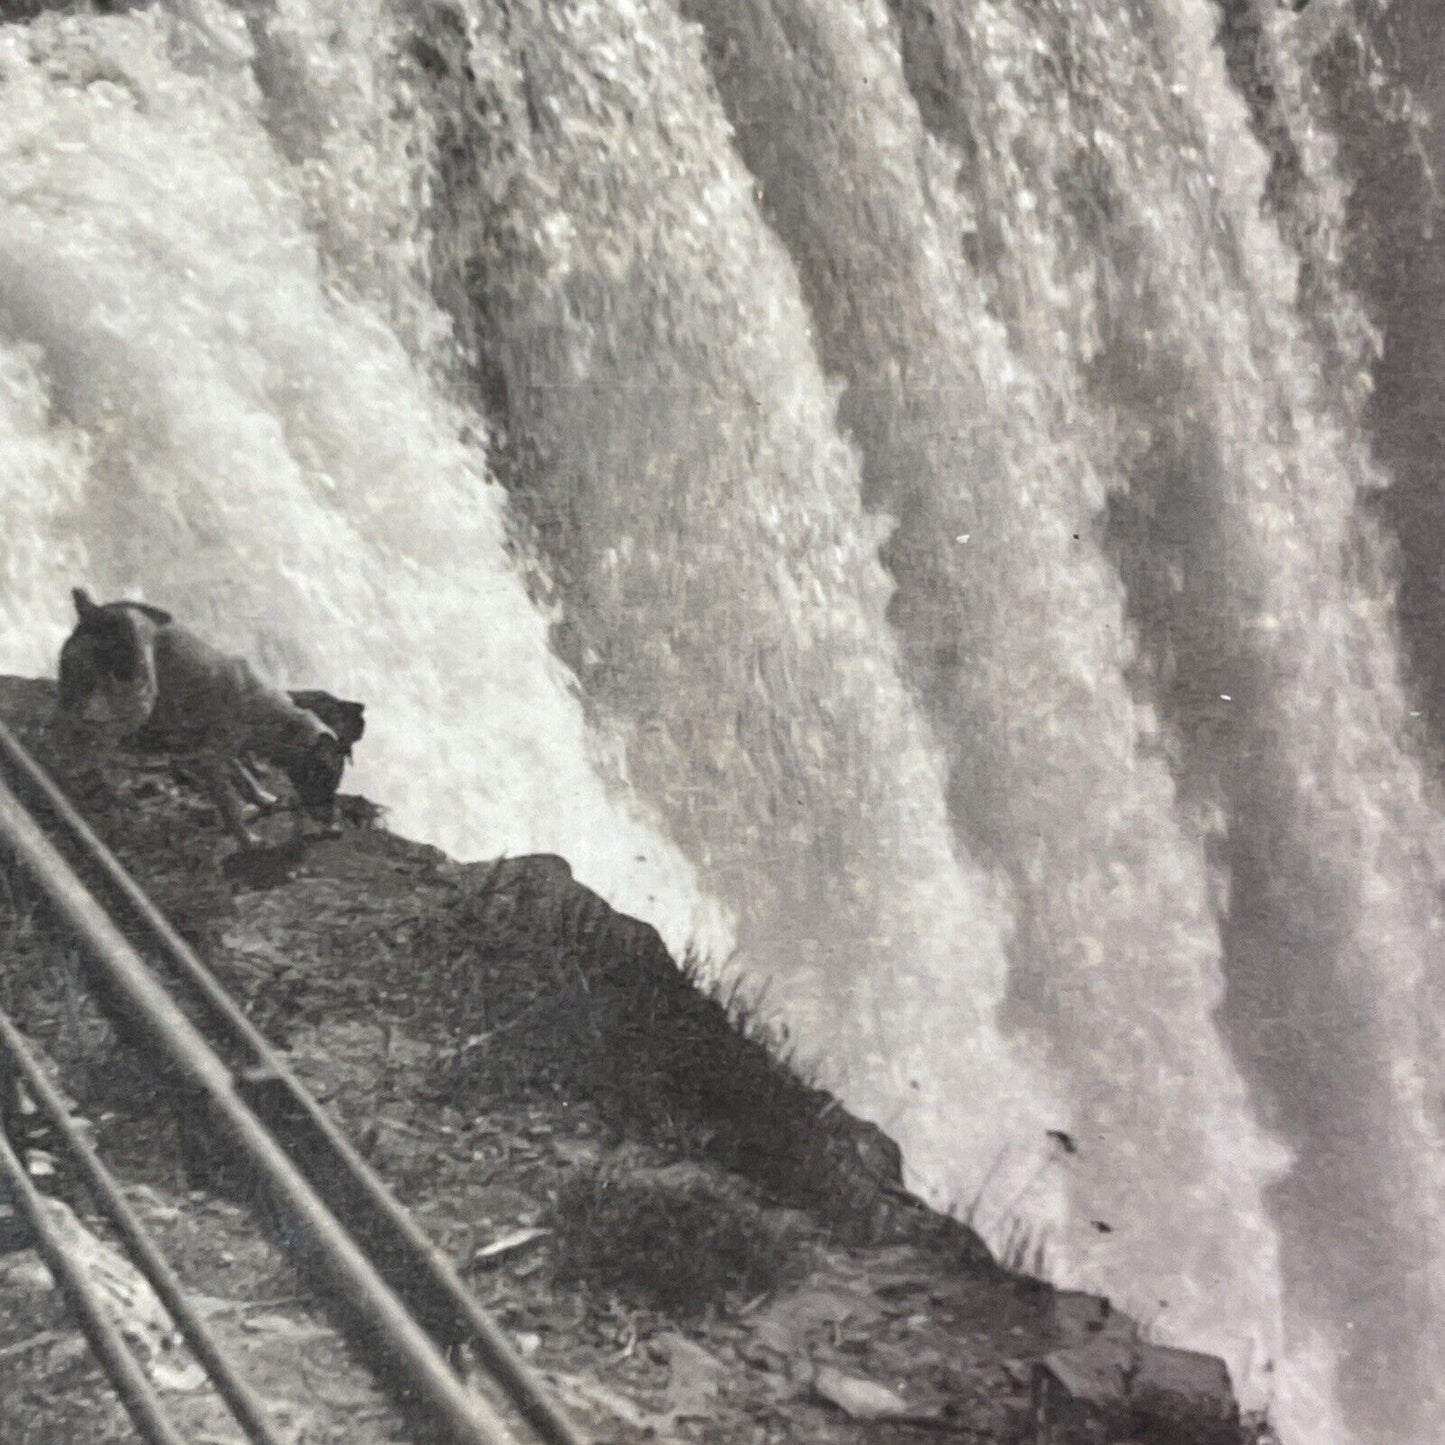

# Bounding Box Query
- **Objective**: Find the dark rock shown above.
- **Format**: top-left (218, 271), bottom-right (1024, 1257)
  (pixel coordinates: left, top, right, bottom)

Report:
top-left (1132, 1346), bottom-right (1239, 1444)
top-left (1032, 1336), bottom-right (1239, 1445)
top-left (0, 670), bottom-right (1252, 1445)
top-left (429, 852), bottom-right (949, 1247)
top-left (1034, 1337), bottom-right (1132, 1443)
top-left (1051, 1290), bottom-right (1138, 1349)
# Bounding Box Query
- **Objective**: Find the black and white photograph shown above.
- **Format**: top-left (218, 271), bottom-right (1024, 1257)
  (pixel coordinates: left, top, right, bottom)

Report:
top-left (0, 2), bottom-right (1437, 1443)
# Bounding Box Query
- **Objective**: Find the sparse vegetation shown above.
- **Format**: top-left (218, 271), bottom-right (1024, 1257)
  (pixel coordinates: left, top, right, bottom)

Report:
top-left (550, 1160), bottom-right (806, 1313)
top-left (996, 1214), bottom-right (1050, 1279)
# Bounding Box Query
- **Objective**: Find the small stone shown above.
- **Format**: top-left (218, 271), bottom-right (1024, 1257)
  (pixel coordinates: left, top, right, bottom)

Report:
top-left (810, 1364), bottom-right (912, 1421)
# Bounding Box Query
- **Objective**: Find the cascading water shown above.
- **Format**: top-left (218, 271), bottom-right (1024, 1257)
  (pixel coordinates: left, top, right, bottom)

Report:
top-left (668, 0), bottom-right (1310, 1415)
top-left (0, 3), bottom-right (1441, 1443)
top-left (412, 0), bottom-right (1060, 1223)
top-left (0, 0), bottom-right (719, 948)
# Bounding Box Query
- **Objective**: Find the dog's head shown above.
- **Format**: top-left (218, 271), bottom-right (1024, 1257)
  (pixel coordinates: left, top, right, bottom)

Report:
top-left (66, 589), bottom-right (146, 686)
top-left (280, 727), bottom-right (349, 821)
top-left (72, 588), bottom-right (172, 628)
top-left (57, 629), bottom-right (105, 714)
top-left (287, 691), bottom-right (365, 759)
top-left (55, 588), bottom-right (167, 733)
top-left (329, 701), bottom-right (366, 754)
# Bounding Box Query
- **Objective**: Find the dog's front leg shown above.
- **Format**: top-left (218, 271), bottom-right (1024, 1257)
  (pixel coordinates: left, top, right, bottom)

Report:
top-left (197, 756), bottom-right (262, 848)
top-left (48, 706), bottom-right (126, 796)
top-left (230, 756), bottom-right (280, 811)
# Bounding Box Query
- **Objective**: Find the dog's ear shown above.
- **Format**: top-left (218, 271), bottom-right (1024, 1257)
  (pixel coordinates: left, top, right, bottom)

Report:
top-left (127, 603), bottom-right (173, 625)
top-left (341, 701), bottom-right (365, 743)
top-left (72, 587), bottom-right (100, 619)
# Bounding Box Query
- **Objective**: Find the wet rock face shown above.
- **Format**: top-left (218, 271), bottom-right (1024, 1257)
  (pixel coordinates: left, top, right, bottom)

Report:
top-left (1036, 1291), bottom-right (1243, 1445)
top-left (431, 851), bottom-right (926, 1236)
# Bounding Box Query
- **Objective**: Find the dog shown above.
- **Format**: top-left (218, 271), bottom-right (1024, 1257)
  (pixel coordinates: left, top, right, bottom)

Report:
top-left (56, 589), bottom-right (358, 848)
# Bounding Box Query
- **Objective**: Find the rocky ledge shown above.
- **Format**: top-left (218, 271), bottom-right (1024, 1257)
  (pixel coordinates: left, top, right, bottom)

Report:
top-left (0, 675), bottom-right (1264, 1444)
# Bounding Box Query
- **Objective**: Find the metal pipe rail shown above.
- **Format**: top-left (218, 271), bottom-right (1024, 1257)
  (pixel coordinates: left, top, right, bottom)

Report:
top-left (0, 1004), bottom-right (287, 1445)
top-left (0, 1117), bottom-right (189, 1445)
top-left (0, 718), bottom-right (588, 1445)
top-left (0, 772), bottom-right (522, 1445)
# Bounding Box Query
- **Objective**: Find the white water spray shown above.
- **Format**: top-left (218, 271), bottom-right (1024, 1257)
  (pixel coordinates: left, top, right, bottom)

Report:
top-left (0, 3), bottom-right (718, 949)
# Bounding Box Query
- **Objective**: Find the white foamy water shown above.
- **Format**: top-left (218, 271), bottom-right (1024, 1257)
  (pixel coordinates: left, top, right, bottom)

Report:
top-left (0, 3), bottom-right (718, 949)
top-left (2, 4), bottom-right (1443, 1443)
top-left (675, 0), bottom-right (1309, 1422)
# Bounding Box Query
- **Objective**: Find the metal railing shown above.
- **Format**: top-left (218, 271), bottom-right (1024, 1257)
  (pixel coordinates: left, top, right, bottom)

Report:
top-left (0, 720), bottom-right (587, 1445)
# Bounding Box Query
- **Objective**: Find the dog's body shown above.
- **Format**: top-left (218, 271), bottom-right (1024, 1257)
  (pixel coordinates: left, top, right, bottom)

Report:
top-left (56, 590), bottom-right (358, 847)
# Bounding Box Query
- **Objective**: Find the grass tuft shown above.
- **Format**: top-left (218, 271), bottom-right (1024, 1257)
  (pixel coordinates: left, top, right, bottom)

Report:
top-left (549, 1160), bottom-right (805, 1314)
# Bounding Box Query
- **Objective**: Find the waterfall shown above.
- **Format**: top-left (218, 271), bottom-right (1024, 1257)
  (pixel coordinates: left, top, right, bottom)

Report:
top-left (1, 3), bottom-right (1441, 1440)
